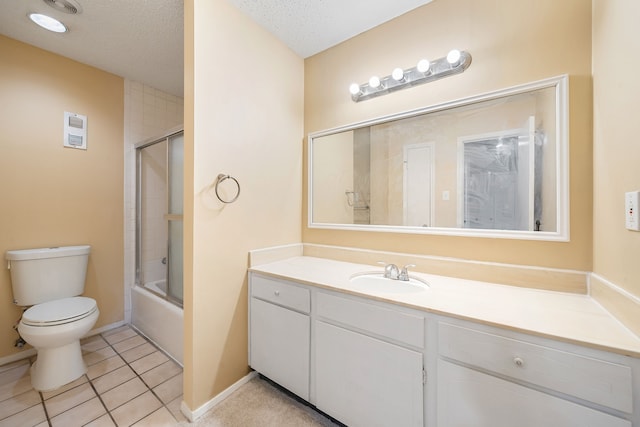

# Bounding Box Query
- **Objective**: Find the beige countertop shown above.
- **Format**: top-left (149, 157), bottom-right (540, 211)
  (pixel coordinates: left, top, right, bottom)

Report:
top-left (249, 256), bottom-right (640, 358)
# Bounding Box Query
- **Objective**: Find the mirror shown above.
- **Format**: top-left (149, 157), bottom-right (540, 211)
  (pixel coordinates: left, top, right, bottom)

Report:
top-left (309, 75), bottom-right (568, 240)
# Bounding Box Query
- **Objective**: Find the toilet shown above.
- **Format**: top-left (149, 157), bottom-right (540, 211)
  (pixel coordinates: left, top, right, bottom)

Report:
top-left (5, 245), bottom-right (99, 391)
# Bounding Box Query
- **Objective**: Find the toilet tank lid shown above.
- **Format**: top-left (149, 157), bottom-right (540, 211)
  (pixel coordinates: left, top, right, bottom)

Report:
top-left (6, 245), bottom-right (90, 261)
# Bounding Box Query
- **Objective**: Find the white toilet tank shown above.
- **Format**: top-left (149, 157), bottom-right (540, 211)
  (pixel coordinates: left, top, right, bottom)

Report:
top-left (6, 245), bottom-right (91, 306)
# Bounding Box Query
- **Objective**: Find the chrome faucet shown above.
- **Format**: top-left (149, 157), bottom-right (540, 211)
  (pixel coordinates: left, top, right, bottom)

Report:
top-left (378, 262), bottom-right (417, 280)
top-left (399, 264), bottom-right (416, 281)
top-left (378, 261), bottom-right (400, 280)
top-left (385, 264), bottom-right (400, 280)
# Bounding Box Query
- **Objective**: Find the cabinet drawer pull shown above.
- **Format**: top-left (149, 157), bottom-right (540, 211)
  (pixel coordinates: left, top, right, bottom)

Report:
top-left (513, 357), bottom-right (524, 367)
top-left (274, 290), bottom-right (280, 296)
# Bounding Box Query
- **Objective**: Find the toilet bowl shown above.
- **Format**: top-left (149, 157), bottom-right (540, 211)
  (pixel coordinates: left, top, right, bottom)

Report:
top-left (18, 296), bottom-right (99, 391)
top-left (5, 245), bottom-right (98, 392)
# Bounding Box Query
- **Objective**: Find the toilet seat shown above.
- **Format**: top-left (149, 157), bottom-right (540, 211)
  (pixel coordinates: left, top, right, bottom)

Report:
top-left (22, 297), bottom-right (97, 327)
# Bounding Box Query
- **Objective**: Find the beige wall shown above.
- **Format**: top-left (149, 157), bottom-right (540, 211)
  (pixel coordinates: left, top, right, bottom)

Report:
top-left (304, 0), bottom-right (592, 270)
top-left (593, 0), bottom-right (640, 298)
top-left (0, 35), bottom-right (124, 359)
top-left (184, 0), bottom-right (303, 410)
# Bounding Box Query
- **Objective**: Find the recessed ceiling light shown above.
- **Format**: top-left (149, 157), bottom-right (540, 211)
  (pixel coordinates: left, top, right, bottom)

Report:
top-left (28, 13), bottom-right (68, 33)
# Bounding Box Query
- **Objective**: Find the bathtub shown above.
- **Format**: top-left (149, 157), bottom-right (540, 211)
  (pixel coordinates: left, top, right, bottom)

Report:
top-left (144, 279), bottom-right (168, 296)
top-left (131, 284), bottom-right (183, 365)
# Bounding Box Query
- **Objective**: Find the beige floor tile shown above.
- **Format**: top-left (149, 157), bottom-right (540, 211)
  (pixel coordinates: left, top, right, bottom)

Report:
top-left (101, 325), bottom-right (131, 337)
top-left (0, 366), bottom-right (33, 403)
top-left (41, 375), bottom-right (88, 401)
top-left (84, 346), bottom-right (117, 366)
top-left (110, 391), bottom-right (162, 427)
top-left (44, 382), bottom-right (96, 418)
top-left (0, 362), bottom-right (30, 388)
top-left (103, 328), bottom-right (138, 345)
top-left (112, 335), bottom-right (146, 354)
top-left (84, 413), bottom-right (116, 426)
top-left (0, 403), bottom-right (46, 427)
top-left (141, 360), bottom-right (182, 389)
top-left (49, 397), bottom-right (106, 427)
top-left (0, 389), bottom-right (40, 421)
top-left (153, 373), bottom-right (182, 404)
top-left (120, 342), bottom-right (156, 364)
top-left (101, 377), bottom-right (147, 411)
top-left (132, 406), bottom-right (179, 426)
top-left (81, 335), bottom-right (109, 353)
top-left (130, 351), bottom-right (169, 375)
top-left (34, 421), bottom-right (49, 427)
top-left (87, 355), bottom-right (125, 380)
top-left (91, 365), bottom-right (136, 395)
top-left (166, 395), bottom-right (187, 423)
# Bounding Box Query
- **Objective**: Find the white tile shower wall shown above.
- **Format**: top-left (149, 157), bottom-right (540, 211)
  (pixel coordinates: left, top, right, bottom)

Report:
top-left (124, 79), bottom-right (183, 322)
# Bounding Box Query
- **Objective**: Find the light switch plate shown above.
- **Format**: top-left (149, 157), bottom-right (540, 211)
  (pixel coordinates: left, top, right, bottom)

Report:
top-left (625, 191), bottom-right (640, 231)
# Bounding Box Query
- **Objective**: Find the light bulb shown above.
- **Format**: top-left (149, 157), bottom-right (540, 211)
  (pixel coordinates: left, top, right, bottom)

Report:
top-left (349, 83), bottom-right (361, 95)
top-left (447, 49), bottom-right (462, 65)
top-left (28, 13), bottom-right (67, 33)
top-left (391, 68), bottom-right (405, 82)
top-left (416, 59), bottom-right (431, 73)
top-left (369, 76), bottom-right (381, 88)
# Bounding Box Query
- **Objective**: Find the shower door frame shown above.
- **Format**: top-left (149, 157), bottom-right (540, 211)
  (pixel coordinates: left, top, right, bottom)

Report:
top-left (135, 126), bottom-right (184, 308)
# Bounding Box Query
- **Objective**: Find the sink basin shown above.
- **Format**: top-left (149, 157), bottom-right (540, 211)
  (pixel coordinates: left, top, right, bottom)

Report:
top-left (348, 272), bottom-right (429, 294)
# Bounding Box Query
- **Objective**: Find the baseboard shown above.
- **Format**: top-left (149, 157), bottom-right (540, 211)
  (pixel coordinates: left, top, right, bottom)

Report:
top-left (0, 348), bottom-right (36, 367)
top-left (0, 320), bottom-right (126, 368)
top-left (180, 371), bottom-right (258, 422)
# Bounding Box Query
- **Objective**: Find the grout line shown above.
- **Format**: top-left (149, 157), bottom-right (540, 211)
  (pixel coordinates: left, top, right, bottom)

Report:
top-left (97, 325), bottom-right (182, 424)
top-left (85, 375), bottom-right (117, 427)
top-left (37, 390), bottom-right (52, 427)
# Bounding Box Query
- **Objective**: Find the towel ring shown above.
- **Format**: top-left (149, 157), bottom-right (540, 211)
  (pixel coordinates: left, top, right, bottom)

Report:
top-left (215, 174), bottom-right (240, 204)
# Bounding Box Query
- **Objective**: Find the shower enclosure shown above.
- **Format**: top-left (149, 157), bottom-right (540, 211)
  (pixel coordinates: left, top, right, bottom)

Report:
top-left (131, 128), bottom-right (184, 363)
top-left (136, 129), bottom-right (183, 306)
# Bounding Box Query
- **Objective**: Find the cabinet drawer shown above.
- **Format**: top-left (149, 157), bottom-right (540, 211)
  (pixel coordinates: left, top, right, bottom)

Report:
top-left (317, 292), bottom-right (424, 348)
top-left (438, 360), bottom-right (631, 427)
top-left (438, 322), bottom-right (633, 413)
top-left (251, 274), bottom-right (310, 313)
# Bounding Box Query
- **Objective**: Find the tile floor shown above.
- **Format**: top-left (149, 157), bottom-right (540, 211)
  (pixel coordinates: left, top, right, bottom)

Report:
top-left (0, 325), bottom-right (185, 427)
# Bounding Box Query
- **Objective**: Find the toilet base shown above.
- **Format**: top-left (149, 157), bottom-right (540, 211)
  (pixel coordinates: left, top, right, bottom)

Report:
top-left (30, 340), bottom-right (87, 392)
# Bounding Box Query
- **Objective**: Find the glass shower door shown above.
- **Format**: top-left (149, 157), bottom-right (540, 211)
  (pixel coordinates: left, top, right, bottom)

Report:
top-left (166, 133), bottom-right (183, 304)
top-left (136, 130), bottom-right (183, 307)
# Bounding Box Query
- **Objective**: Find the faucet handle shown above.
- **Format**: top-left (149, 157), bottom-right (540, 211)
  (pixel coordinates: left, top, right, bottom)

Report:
top-left (378, 261), bottom-right (400, 279)
top-left (399, 264), bottom-right (416, 281)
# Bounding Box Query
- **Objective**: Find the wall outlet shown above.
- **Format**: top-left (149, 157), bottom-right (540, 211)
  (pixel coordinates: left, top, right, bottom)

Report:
top-left (625, 191), bottom-right (640, 231)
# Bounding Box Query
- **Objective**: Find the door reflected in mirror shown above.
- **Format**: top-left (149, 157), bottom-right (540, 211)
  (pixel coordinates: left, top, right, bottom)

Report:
top-left (309, 75), bottom-right (568, 241)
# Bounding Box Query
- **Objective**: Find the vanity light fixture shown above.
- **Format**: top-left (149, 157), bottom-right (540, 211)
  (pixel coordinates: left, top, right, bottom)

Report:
top-left (349, 49), bottom-right (472, 102)
top-left (28, 13), bottom-right (68, 33)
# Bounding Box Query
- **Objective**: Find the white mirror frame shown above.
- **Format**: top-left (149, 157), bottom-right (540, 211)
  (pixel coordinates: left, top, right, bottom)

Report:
top-left (308, 75), bottom-right (569, 241)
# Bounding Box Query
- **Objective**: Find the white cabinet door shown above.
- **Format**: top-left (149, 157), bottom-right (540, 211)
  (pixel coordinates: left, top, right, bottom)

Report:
top-left (315, 321), bottom-right (423, 427)
top-left (249, 298), bottom-right (310, 400)
top-left (437, 360), bottom-right (631, 427)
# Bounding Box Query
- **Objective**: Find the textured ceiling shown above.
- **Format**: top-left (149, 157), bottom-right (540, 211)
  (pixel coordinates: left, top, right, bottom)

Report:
top-left (226, 0), bottom-right (433, 58)
top-left (0, 0), bottom-right (184, 97)
top-left (0, 0), bottom-right (432, 98)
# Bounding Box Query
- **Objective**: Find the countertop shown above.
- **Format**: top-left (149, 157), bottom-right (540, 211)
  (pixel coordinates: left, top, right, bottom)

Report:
top-left (249, 256), bottom-right (640, 358)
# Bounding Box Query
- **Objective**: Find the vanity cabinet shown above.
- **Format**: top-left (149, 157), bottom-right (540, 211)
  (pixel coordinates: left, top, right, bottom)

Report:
top-left (248, 270), bottom-right (639, 427)
top-left (437, 321), bottom-right (634, 427)
top-left (314, 292), bottom-right (424, 427)
top-left (249, 275), bottom-right (310, 400)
